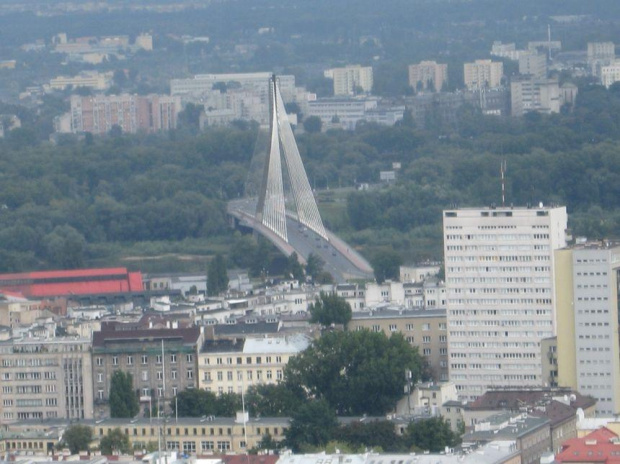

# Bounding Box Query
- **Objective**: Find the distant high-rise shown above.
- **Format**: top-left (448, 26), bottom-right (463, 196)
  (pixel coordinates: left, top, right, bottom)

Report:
top-left (510, 77), bottom-right (561, 117)
top-left (408, 61), bottom-right (448, 92)
top-left (443, 206), bottom-right (567, 401)
top-left (324, 65), bottom-right (373, 96)
top-left (463, 60), bottom-right (504, 90)
top-left (555, 242), bottom-right (620, 416)
top-left (518, 52), bottom-right (548, 79)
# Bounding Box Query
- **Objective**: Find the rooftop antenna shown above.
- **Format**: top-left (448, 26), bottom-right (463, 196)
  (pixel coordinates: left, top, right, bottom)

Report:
top-left (547, 24), bottom-right (552, 61)
top-left (501, 160), bottom-right (507, 207)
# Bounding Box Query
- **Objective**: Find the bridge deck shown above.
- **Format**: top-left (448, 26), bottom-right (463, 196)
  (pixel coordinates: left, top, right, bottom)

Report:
top-left (228, 199), bottom-right (373, 282)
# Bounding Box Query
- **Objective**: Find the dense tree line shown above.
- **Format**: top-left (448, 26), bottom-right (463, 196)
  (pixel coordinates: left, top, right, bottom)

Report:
top-left (0, 83), bottom-right (620, 270)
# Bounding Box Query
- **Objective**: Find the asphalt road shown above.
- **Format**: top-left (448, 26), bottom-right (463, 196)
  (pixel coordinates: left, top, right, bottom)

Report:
top-left (228, 198), bottom-right (373, 282)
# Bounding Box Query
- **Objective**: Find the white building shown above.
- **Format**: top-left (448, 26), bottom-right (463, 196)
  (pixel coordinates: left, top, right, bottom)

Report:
top-left (519, 52), bottom-right (548, 79)
top-left (443, 206), bottom-right (567, 401)
top-left (510, 77), bottom-right (561, 117)
top-left (600, 60), bottom-right (620, 88)
top-left (49, 71), bottom-right (112, 91)
top-left (171, 73), bottom-right (297, 101)
top-left (408, 61), bottom-right (448, 92)
top-left (463, 60), bottom-right (504, 90)
top-left (555, 242), bottom-right (620, 415)
top-left (324, 65), bottom-right (373, 96)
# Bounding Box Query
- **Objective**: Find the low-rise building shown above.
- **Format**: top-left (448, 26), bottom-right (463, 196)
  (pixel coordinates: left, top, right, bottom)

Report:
top-left (49, 71), bottom-right (112, 91)
top-left (198, 334), bottom-right (310, 394)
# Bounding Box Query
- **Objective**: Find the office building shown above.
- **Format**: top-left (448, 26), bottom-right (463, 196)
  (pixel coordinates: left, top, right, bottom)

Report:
top-left (443, 206), bottom-right (568, 401)
top-left (510, 77), bottom-right (561, 117)
top-left (324, 65), bottom-right (373, 96)
top-left (197, 335), bottom-right (310, 394)
top-left (463, 60), bottom-right (504, 90)
top-left (49, 71), bottom-right (112, 91)
top-left (0, 337), bottom-right (94, 421)
top-left (408, 61), bottom-right (448, 92)
top-left (555, 242), bottom-right (620, 415)
top-left (587, 42), bottom-right (615, 63)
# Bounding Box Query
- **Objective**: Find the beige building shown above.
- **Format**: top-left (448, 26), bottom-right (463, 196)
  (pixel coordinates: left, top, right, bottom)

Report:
top-left (348, 308), bottom-right (448, 381)
top-left (555, 242), bottom-right (620, 415)
top-left (92, 413), bottom-right (288, 453)
top-left (49, 71), bottom-right (112, 91)
top-left (68, 94), bottom-right (181, 135)
top-left (198, 335), bottom-right (309, 394)
top-left (408, 61), bottom-right (448, 92)
top-left (0, 337), bottom-right (94, 422)
top-left (325, 65), bottom-right (373, 96)
top-left (463, 60), bottom-right (504, 90)
top-left (600, 60), bottom-right (620, 88)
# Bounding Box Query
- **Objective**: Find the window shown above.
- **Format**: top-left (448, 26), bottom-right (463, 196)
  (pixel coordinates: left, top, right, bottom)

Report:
top-left (183, 441), bottom-right (195, 453)
top-left (256, 357), bottom-right (262, 364)
top-left (257, 371), bottom-right (262, 380)
top-left (201, 441), bottom-right (214, 451)
top-left (142, 388), bottom-right (150, 397)
top-left (267, 370), bottom-right (272, 380)
top-left (172, 370), bottom-right (177, 380)
top-left (97, 373), bottom-right (103, 383)
top-left (96, 357), bottom-right (103, 366)
top-left (142, 355), bottom-right (148, 365)
top-left (276, 370), bottom-right (283, 380)
top-left (187, 354), bottom-right (193, 363)
top-left (157, 371), bottom-right (163, 380)
top-left (389, 324), bottom-right (397, 332)
top-left (187, 370), bottom-right (194, 380)
top-left (423, 336), bottom-right (431, 343)
top-left (423, 348), bottom-right (431, 356)
top-left (127, 355), bottom-right (133, 365)
top-left (171, 354), bottom-right (177, 364)
top-left (142, 371), bottom-right (148, 381)
top-left (112, 356), bottom-right (118, 366)
top-left (172, 387), bottom-right (178, 396)
top-left (217, 372), bottom-right (223, 381)
top-left (156, 355), bottom-right (162, 364)
top-left (422, 323), bottom-right (431, 331)
top-left (247, 371), bottom-right (253, 380)
top-left (98, 389), bottom-right (104, 400)
top-left (217, 441), bottom-right (231, 451)
top-left (276, 356), bottom-right (282, 363)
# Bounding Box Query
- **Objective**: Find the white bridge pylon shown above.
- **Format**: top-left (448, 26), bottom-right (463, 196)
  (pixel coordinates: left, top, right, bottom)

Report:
top-left (256, 75), bottom-right (328, 243)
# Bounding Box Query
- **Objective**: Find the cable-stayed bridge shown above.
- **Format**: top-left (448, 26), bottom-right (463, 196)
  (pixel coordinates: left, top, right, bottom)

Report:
top-left (227, 76), bottom-right (373, 282)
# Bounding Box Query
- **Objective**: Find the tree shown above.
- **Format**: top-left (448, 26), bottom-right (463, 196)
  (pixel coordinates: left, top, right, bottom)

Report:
top-left (174, 389), bottom-right (242, 417)
top-left (100, 427), bottom-right (132, 455)
top-left (62, 424), bottom-right (93, 454)
top-left (284, 252), bottom-right (304, 281)
top-left (309, 291), bottom-right (352, 327)
top-left (285, 399), bottom-right (338, 452)
top-left (285, 330), bottom-right (425, 415)
top-left (334, 420), bottom-right (405, 452)
top-left (303, 116), bottom-right (322, 133)
top-left (403, 417), bottom-right (460, 452)
top-left (207, 253), bottom-right (229, 296)
top-left (371, 249), bottom-right (403, 283)
top-left (109, 371), bottom-right (139, 418)
top-left (305, 252), bottom-right (325, 280)
top-left (245, 383), bottom-right (305, 417)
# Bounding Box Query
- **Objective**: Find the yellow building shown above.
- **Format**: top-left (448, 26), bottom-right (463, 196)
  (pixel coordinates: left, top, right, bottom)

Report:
top-left (555, 242), bottom-right (620, 415)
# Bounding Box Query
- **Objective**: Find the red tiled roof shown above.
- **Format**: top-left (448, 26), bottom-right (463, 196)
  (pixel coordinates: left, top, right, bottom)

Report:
top-left (556, 427), bottom-right (620, 463)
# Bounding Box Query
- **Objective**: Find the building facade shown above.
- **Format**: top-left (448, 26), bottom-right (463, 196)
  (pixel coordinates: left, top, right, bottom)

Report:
top-left (518, 53), bottom-right (548, 79)
top-left (408, 61), bottom-right (448, 92)
top-left (92, 327), bottom-right (202, 414)
top-left (555, 243), bottom-right (620, 416)
top-left (463, 60), bottom-right (504, 90)
top-left (68, 94), bottom-right (180, 134)
top-left (197, 335), bottom-right (310, 394)
top-left (0, 337), bottom-right (94, 422)
top-left (510, 77), bottom-right (561, 117)
top-left (325, 66), bottom-right (373, 96)
top-left (348, 308), bottom-right (449, 381)
top-left (443, 206), bottom-right (568, 401)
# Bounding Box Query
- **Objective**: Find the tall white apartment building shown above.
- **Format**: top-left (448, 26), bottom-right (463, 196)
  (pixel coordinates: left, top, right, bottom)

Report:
top-left (443, 206), bottom-right (567, 401)
top-left (325, 65), bottom-right (373, 96)
top-left (556, 242), bottom-right (620, 415)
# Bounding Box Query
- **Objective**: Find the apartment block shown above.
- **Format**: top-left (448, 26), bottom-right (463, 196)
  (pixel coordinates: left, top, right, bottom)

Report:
top-left (325, 65), bottom-right (373, 96)
top-left (518, 53), bottom-right (547, 79)
top-left (348, 308), bottom-right (449, 382)
top-left (587, 42), bottom-right (615, 63)
top-left (0, 337), bottom-right (94, 422)
top-left (408, 61), bottom-right (448, 92)
top-left (510, 77), bottom-right (561, 117)
top-left (443, 206), bottom-right (567, 401)
top-left (463, 60), bottom-right (504, 90)
top-left (555, 242), bottom-right (620, 415)
top-left (49, 71), bottom-right (112, 91)
top-left (92, 326), bottom-right (202, 414)
top-left (68, 94), bottom-right (180, 135)
top-left (198, 335), bottom-right (310, 394)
